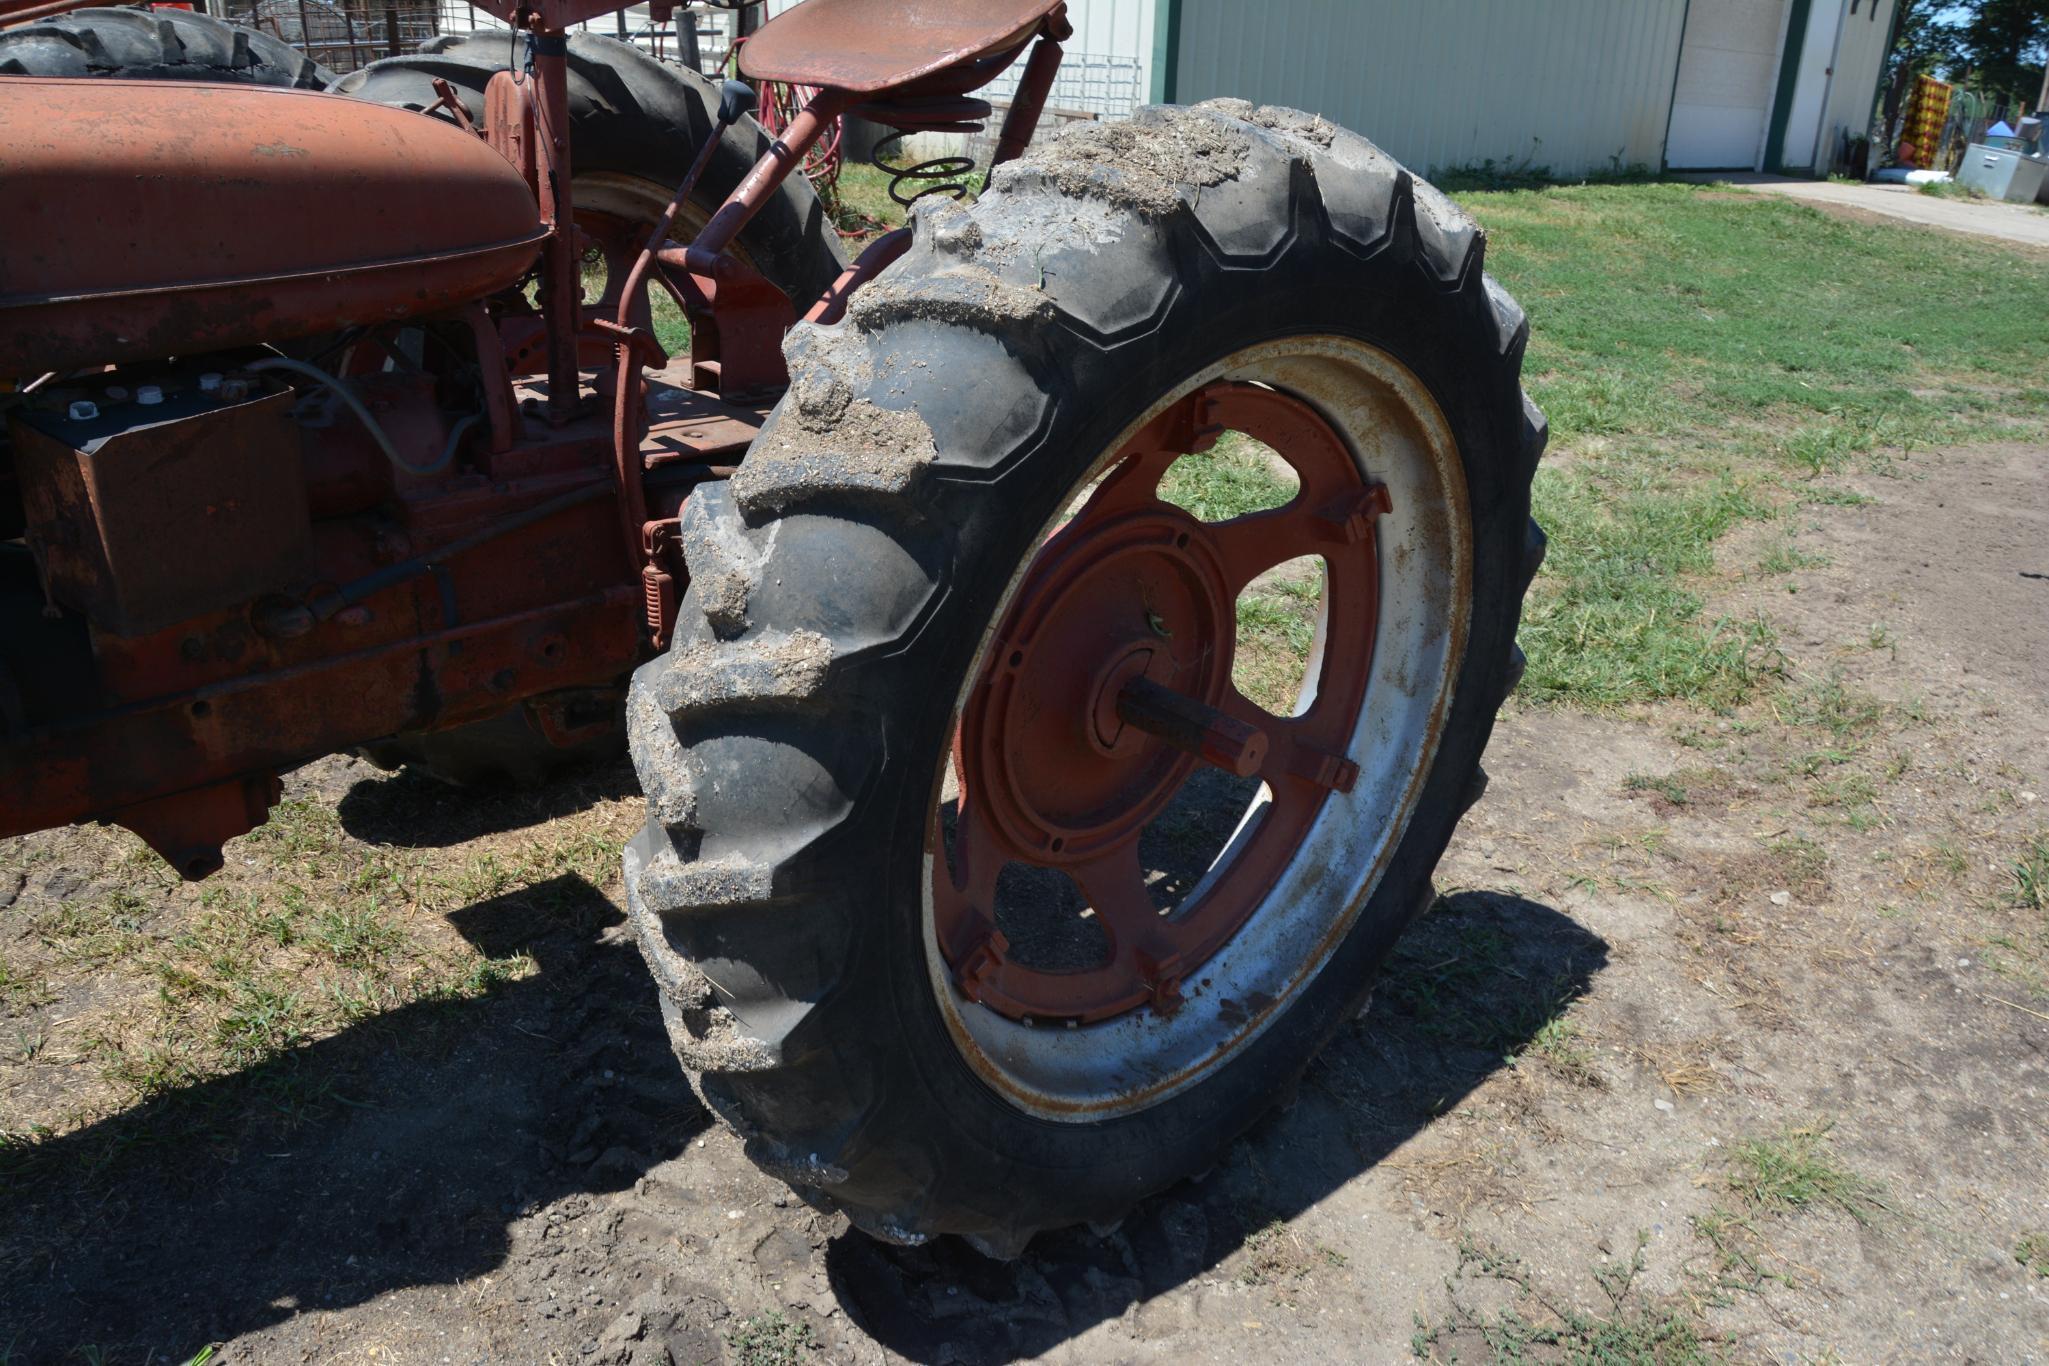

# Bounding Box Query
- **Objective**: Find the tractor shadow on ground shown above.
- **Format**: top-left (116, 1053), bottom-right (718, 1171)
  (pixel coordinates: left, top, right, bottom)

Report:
top-left (824, 890), bottom-right (1609, 1364)
top-left (334, 757), bottom-right (641, 848)
top-left (0, 870), bottom-right (706, 1361)
top-left (0, 859), bottom-right (1600, 1361)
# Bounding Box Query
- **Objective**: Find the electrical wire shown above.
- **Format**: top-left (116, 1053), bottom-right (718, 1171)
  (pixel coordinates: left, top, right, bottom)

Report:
top-left (245, 356), bottom-right (479, 479)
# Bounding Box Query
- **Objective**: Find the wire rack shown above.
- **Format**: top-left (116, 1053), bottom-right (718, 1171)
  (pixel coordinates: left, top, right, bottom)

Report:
top-left (225, 0), bottom-right (736, 76)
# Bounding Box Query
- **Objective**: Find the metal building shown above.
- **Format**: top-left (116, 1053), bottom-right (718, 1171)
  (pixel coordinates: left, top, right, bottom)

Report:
top-left (404, 0), bottom-right (1900, 179)
top-left (865, 0), bottom-right (1897, 179)
top-left (1157, 0), bottom-right (1899, 177)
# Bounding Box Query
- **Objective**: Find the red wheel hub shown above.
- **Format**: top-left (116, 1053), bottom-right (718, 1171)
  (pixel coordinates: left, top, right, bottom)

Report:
top-left (934, 382), bottom-right (1390, 1024)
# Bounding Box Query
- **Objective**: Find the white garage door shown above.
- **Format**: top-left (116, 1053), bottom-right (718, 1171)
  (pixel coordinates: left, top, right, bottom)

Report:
top-left (1665, 0), bottom-right (1788, 170)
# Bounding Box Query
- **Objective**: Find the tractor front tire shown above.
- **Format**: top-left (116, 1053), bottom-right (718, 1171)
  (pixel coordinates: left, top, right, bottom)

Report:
top-left (0, 5), bottom-right (331, 86)
top-left (622, 102), bottom-right (1547, 1254)
top-left (334, 33), bottom-right (847, 309)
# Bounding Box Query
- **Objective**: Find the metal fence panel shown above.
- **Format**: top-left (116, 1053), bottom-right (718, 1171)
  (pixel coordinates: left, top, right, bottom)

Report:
top-left (763, 0), bottom-right (1152, 120)
top-left (412, 0), bottom-right (730, 72)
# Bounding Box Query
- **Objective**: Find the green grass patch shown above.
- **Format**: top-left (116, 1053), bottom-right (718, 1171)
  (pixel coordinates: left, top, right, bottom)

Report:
top-left (1236, 1215), bottom-right (1348, 1299)
top-left (35, 890), bottom-right (151, 969)
top-left (1515, 471), bottom-right (1781, 707)
top-left (1155, 433), bottom-right (1320, 712)
top-left (829, 160), bottom-right (914, 234)
top-left (2010, 836), bottom-right (2049, 913)
top-left (1158, 431), bottom-right (1297, 521)
top-left (1773, 670), bottom-right (1886, 742)
top-left (1690, 1206), bottom-right (1796, 1304)
top-left (1725, 1121), bottom-right (1886, 1225)
top-left (649, 286), bottom-right (691, 356)
top-left (3, 796), bottom-right (607, 1153)
top-left (2018, 1231), bottom-right (2049, 1277)
top-left (1520, 1010), bottom-right (1600, 1086)
top-left (728, 1310), bottom-right (816, 1366)
top-left (1458, 180), bottom-right (2049, 709)
top-left (1624, 771), bottom-right (1691, 806)
top-left (1234, 574), bottom-right (1319, 712)
top-left (0, 953), bottom-right (51, 1015)
top-left (1756, 535), bottom-right (1826, 576)
top-left (1918, 179), bottom-right (1987, 202)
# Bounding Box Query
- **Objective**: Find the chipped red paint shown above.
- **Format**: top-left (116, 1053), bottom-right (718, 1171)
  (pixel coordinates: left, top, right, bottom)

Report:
top-left (738, 0), bottom-right (1063, 95)
top-left (0, 80), bottom-right (544, 375)
top-left (1, 0), bottom-right (1081, 875)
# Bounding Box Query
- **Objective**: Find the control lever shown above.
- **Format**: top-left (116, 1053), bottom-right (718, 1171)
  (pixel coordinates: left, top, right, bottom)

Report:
top-left (607, 75), bottom-right (762, 590)
top-left (719, 78), bottom-right (758, 127)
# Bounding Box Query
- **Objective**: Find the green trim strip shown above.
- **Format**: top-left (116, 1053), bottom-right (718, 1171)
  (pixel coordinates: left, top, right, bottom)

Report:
top-left (1149, 0), bottom-right (1182, 105)
top-left (1660, 0), bottom-right (1695, 173)
top-left (1765, 0), bottom-right (1817, 173)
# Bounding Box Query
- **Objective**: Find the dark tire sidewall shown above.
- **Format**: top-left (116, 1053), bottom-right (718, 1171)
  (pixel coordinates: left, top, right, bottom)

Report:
top-left (832, 222), bottom-right (1529, 1233)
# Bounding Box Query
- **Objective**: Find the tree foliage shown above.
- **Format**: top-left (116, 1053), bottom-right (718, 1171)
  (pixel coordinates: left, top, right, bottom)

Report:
top-left (1885, 0), bottom-right (1960, 115)
top-left (1901, 0), bottom-right (2049, 105)
top-left (1955, 0), bottom-right (2049, 102)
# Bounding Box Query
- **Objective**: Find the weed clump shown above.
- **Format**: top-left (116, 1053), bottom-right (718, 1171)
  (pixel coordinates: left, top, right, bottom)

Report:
top-left (728, 1310), bottom-right (816, 1365)
top-left (1724, 1121), bottom-right (1887, 1225)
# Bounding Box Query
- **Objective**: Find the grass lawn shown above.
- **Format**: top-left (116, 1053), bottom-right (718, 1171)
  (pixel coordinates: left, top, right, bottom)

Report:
top-left (1163, 180), bottom-right (2049, 712)
top-left (1480, 181), bottom-right (2049, 707)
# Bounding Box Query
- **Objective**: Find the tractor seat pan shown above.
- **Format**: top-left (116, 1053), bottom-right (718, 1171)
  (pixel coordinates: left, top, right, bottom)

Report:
top-left (739, 0), bottom-right (1065, 95)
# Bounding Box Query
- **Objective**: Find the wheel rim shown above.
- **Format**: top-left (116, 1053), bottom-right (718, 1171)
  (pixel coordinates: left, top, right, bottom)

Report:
top-left (922, 336), bottom-right (1472, 1120)
top-left (566, 173), bottom-right (750, 367)
top-left (935, 381), bottom-right (1384, 1024)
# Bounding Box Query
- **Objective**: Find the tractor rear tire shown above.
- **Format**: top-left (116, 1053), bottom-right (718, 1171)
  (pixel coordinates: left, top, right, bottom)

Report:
top-left (0, 5), bottom-right (331, 87)
top-left (333, 32), bottom-right (847, 310)
top-left (621, 102), bottom-right (1548, 1253)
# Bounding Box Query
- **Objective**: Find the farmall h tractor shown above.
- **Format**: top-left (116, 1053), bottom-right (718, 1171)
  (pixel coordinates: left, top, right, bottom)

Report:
top-left (0, 0), bottom-right (1546, 1253)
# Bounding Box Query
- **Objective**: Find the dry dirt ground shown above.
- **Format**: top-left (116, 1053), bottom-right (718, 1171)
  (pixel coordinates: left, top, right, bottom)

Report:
top-left (1, 440), bottom-right (2045, 1364)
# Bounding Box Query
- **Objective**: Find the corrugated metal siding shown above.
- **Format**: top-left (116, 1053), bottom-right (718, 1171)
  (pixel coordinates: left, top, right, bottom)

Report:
top-left (1821, 0), bottom-right (1896, 160)
top-left (1173, 0), bottom-right (1691, 178)
top-left (1771, 0), bottom-right (1894, 172)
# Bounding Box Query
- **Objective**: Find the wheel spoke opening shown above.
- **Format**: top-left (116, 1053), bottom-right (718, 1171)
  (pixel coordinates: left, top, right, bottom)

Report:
top-left (994, 861), bottom-right (1111, 974)
top-left (1234, 555), bottom-right (1327, 716)
top-left (1157, 428), bottom-right (1300, 521)
top-left (1137, 766), bottom-right (1268, 914)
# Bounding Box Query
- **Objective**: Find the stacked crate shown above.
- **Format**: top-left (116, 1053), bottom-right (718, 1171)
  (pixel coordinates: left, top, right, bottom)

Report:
top-left (1895, 73), bottom-right (1954, 170)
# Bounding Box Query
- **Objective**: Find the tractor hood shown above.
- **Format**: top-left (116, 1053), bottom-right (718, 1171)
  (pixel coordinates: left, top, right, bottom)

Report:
top-left (0, 79), bottom-right (545, 374)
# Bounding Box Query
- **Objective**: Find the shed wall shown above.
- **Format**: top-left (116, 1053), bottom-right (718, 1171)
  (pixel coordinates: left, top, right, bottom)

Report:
top-left (1819, 0), bottom-right (1897, 164)
top-left (1170, 0), bottom-right (1691, 178)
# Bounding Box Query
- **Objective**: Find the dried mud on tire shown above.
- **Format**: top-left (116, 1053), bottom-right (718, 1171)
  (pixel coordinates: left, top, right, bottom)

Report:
top-left (622, 97), bottom-right (1544, 1252)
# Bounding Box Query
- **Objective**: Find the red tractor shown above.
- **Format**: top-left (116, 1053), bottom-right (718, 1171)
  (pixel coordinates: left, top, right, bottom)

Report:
top-left (0, 0), bottom-right (1545, 1254)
